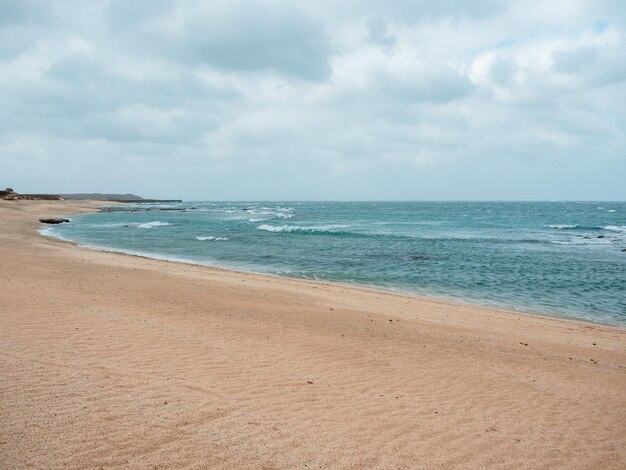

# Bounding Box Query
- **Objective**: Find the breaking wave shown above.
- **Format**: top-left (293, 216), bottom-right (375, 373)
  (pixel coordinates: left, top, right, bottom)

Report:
top-left (547, 224), bottom-right (579, 229)
top-left (257, 224), bottom-right (347, 234)
top-left (138, 221), bottom-right (172, 229)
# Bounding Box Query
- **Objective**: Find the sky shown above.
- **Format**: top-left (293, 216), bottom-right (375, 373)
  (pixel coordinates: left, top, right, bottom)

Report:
top-left (1, 0), bottom-right (625, 200)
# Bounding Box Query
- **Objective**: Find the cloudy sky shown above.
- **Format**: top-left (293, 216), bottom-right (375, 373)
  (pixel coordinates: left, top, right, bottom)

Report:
top-left (1, 0), bottom-right (625, 200)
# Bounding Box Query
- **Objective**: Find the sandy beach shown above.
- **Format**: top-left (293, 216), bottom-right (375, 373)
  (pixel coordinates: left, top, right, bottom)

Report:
top-left (1, 200), bottom-right (625, 469)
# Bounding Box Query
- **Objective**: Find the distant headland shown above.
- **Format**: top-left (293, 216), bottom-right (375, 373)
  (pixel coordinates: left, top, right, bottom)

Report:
top-left (1, 187), bottom-right (181, 203)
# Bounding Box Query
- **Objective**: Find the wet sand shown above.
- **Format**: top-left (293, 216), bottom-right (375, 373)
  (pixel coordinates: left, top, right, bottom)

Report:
top-left (1, 200), bottom-right (625, 469)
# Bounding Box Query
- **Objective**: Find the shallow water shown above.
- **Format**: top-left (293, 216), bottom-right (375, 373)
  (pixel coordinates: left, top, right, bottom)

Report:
top-left (46, 201), bottom-right (626, 325)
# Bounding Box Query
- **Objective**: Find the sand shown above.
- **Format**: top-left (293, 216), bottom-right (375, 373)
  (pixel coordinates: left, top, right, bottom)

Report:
top-left (1, 200), bottom-right (625, 469)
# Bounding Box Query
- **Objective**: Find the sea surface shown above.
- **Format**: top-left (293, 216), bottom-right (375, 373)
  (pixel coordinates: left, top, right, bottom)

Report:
top-left (44, 201), bottom-right (626, 326)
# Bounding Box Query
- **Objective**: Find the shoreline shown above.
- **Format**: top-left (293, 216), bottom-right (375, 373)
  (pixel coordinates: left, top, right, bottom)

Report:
top-left (40, 202), bottom-right (625, 330)
top-left (2, 200), bottom-right (625, 469)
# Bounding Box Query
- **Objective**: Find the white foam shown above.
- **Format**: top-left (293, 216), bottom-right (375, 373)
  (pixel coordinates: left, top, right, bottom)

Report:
top-left (247, 209), bottom-right (294, 219)
top-left (608, 209), bottom-right (616, 213)
top-left (195, 236), bottom-right (228, 241)
top-left (547, 224), bottom-right (578, 229)
top-left (258, 224), bottom-right (290, 232)
top-left (604, 225), bottom-right (626, 233)
top-left (257, 224), bottom-right (346, 233)
top-left (550, 239), bottom-right (611, 245)
top-left (39, 227), bottom-right (71, 242)
top-left (137, 221), bottom-right (172, 229)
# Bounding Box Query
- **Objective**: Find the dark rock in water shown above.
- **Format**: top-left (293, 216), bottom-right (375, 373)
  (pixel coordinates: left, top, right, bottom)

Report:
top-left (583, 236), bottom-right (591, 239)
top-left (39, 218), bottom-right (69, 224)
top-left (622, 248), bottom-right (626, 252)
top-left (597, 235), bottom-right (605, 239)
top-left (411, 255), bottom-right (428, 261)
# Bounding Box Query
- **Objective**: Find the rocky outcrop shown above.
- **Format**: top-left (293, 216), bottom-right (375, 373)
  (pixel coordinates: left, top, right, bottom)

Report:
top-left (2, 187), bottom-right (63, 200)
top-left (39, 218), bottom-right (70, 224)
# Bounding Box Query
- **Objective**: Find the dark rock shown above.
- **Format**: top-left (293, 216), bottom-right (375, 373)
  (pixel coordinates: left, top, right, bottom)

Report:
top-left (622, 248), bottom-right (626, 252)
top-left (39, 218), bottom-right (70, 224)
top-left (597, 235), bottom-right (605, 239)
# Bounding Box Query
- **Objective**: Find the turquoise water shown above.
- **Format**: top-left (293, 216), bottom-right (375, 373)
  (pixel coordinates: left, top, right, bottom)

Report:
top-left (45, 201), bottom-right (626, 325)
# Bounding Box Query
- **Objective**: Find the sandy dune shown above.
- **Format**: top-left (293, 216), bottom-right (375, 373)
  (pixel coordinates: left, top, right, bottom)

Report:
top-left (1, 200), bottom-right (625, 469)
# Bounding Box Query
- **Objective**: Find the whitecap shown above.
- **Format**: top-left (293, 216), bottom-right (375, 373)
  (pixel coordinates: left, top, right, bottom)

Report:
top-left (604, 225), bottom-right (626, 233)
top-left (547, 224), bottom-right (578, 229)
top-left (195, 236), bottom-right (228, 241)
top-left (257, 224), bottom-right (346, 233)
top-left (608, 209), bottom-right (616, 213)
top-left (137, 221), bottom-right (171, 229)
top-left (247, 208), bottom-right (294, 219)
top-left (257, 224), bottom-right (291, 232)
top-left (550, 239), bottom-right (611, 245)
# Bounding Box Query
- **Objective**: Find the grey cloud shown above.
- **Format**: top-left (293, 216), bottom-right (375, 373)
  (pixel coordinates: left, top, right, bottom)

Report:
top-left (375, 66), bottom-right (473, 104)
top-left (366, 18), bottom-right (397, 49)
top-left (588, 47), bottom-right (626, 86)
top-left (353, 0), bottom-right (504, 23)
top-left (108, 2), bottom-right (333, 81)
top-left (488, 56), bottom-right (515, 85)
top-left (551, 43), bottom-right (626, 87)
top-left (104, 0), bottom-right (174, 32)
top-left (0, 25), bottom-right (35, 59)
top-left (552, 46), bottom-right (598, 74)
top-left (0, 49), bottom-right (239, 146)
top-left (181, 5), bottom-right (331, 81)
top-left (0, 0), bottom-right (33, 26)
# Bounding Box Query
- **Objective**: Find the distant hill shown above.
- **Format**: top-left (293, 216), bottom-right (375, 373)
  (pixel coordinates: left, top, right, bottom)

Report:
top-left (60, 193), bottom-right (182, 203)
top-left (60, 193), bottom-right (145, 201)
top-left (2, 187), bottom-right (181, 202)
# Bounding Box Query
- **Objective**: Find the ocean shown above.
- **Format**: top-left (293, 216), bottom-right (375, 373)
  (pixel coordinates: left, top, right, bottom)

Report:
top-left (43, 201), bottom-right (626, 326)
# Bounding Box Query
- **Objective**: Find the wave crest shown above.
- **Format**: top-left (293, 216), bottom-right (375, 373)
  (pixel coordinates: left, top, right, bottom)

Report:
top-left (547, 224), bottom-right (578, 229)
top-left (138, 221), bottom-right (171, 229)
top-left (257, 224), bottom-right (346, 234)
